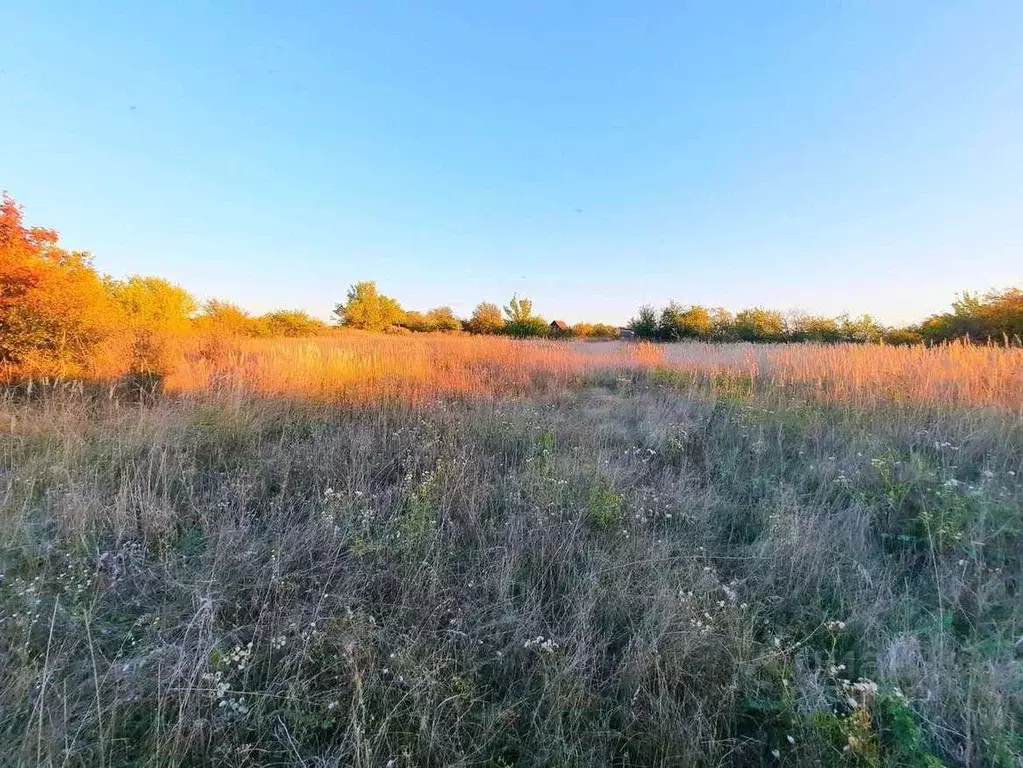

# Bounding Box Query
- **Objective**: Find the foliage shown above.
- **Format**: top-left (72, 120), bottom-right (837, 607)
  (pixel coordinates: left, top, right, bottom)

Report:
top-left (840, 313), bottom-right (885, 343)
top-left (333, 281), bottom-right (404, 331)
top-left (0, 193), bottom-right (121, 377)
top-left (398, 306), bottom-right (462, 333)
top-left (787, 312), bottom-right (842, 343)
top-left (732, 307), bottom-right (787, 342)
top-left (107, 275), bottom-right (196, 334)
top-left (503, 294), bottom-right (548, 338)
top-left (658, 302), bottom-right (713, 340)
top-left (629, 304), bottom-right (658, 339)
top-left (259, 309), bottom-right (327, 338)
top-left (425, 305), bottom-right (461, 332)
top-left (921, 287), bottom-right (1023, 344)
top-left (107, 275), bottom-right (198, 374)
top-left (195, 299), bottom-right (260, 337)
top-left (572, 322), bottom-right (619, 339)
top-left (465, 301), bottom-right (505, 334)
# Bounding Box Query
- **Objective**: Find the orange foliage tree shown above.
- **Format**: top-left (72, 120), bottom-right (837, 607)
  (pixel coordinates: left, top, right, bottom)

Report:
top-left (0, 193), bottom-right (121, 378)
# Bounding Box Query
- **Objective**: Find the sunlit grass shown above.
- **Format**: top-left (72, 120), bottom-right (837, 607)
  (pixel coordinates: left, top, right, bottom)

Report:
top-left (164, 333), bottom-right (1023, 413)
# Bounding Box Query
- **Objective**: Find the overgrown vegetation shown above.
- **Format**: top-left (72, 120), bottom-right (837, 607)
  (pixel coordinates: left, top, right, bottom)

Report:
top-left (1, 338), bottom-right (1021, 766)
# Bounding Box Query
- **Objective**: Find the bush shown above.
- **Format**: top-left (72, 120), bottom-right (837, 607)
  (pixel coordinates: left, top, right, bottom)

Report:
top-left (107, 276), bottom-right (197, 374)
top-left (259, 310), bottom-right (327, 338)
top-left (195, 300), bottom-right (262, 338)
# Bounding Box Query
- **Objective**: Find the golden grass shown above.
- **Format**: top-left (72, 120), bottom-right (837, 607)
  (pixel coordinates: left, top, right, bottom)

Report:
top-left (162, 332), bottom-right (1023, 413)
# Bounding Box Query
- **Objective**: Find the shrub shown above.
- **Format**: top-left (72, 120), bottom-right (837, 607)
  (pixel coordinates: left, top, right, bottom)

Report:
top-left (259, 309), bottom-right (327, 338)
top-left (107, 275), bottom-right (197, 374)
top-left (195, 299), bottom-right (261, 337)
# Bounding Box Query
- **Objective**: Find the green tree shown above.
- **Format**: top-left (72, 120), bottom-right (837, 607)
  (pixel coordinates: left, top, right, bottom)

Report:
top-left (629, 305), bottom-right (658, 339)
top-left (398, 310), bottom-right (431, 333)
top-left (921, 287), bottom-right (1023, 343)
top-left (883, 327), bottom-right (924, 346)
top-left (425, 306), bottom-right (461, 332)
top-left (503, 294), bottom-right (548, 337)
top-left (708, 308), bottom-right (735, 340)
top-left (787, 312), bottom-right (842, 343)
top-left (733, 308), bottom-right (787, 342)
top-left (465, 302), bottom-right (505, 334)
top-left (658, 302), bottom-right (712, 340)
top-left (840, 313), bottom-right (884, 343)
top-left (334, 281), bottom-right (404, 331)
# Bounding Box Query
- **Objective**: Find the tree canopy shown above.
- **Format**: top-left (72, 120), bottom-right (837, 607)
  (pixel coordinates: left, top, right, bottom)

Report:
top-left (334, 281), bottom-right (404, 331)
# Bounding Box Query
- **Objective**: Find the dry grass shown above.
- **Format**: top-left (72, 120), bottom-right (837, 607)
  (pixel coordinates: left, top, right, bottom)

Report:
top-left (1, 335), bottom-right (1021, 766)
top-left (164, 334), bottom-right (1023, 413)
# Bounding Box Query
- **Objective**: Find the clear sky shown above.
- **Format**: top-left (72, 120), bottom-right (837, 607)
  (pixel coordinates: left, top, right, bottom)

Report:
top-left (3, 2), bottom-right (1021, 325)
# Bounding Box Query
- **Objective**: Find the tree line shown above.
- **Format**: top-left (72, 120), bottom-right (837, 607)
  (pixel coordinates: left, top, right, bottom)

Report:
top-left (626, 291), bottom-right (1022, 345)
top-left (2, 192), bottom-right (1020, 380)
top-left (333, 281), bottom-right (620, 339)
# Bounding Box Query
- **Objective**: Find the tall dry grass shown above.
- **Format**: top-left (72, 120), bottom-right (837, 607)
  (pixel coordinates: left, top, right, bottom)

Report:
top-left (164, 333), bottom-right (1023, 414)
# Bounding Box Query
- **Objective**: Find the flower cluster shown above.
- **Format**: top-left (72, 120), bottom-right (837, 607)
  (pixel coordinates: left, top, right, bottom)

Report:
top-left (523, 635), bottom-right (559, 654)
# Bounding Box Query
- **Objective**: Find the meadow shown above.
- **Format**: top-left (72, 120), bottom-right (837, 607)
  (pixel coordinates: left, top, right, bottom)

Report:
top-left (1, 334), bottom-right (1021, 766)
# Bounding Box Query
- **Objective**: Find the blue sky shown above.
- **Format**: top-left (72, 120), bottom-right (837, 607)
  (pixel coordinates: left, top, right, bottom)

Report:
top-left (3, 1), bottom-right (1021, 325)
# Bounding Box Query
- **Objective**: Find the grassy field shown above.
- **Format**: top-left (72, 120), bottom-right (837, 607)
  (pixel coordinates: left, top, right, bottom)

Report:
top-left (1, 335), bottom-right (1021, 766)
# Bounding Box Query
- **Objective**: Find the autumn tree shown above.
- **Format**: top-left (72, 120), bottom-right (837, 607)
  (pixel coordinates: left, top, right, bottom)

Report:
top-left (0, 193), bottom-right (121, 378)
top-left (334, 281), bottom-right (404, 331)
top-left (465, 302), bottom-right (505, 334)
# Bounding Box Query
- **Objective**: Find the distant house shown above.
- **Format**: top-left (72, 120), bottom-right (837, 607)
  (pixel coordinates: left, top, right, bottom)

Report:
top-left (618, 328), bottom-right (636, 340)
top-left (549, 320), bottom-right (570, 336)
